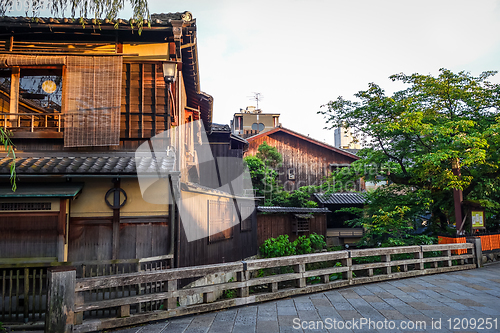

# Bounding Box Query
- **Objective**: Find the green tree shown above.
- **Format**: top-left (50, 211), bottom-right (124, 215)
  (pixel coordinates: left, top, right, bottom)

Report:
top-left (1, 128), bottom-right (16, 191)
top-left (319, 69), bottom-right (500, 232)
top-left (256, 141), bottom-right (282, 169)
top-left (245, 142), bottom-right (317, 207)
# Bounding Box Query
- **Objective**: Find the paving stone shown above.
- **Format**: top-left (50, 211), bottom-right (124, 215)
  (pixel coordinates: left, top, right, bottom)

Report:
top-left (360, 295), bottom-right (383, 303)
top-left (278, 306), bottom-right (298, 316)
top-left (337, 310), bottom-right (362, 320)
top-left (378, 309), bottom-right (407, 320)
top-left (295, 301), bottom-right (316, 310)
top-left (406, 302), bottom-right (435, 310)
top-left (297, 310), bottom-right (321, 320)
top-left (256, 320), bottom-right (279, 333)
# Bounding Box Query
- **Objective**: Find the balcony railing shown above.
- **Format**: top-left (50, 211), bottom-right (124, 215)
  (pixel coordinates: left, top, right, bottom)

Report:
top-left (0, 112), bottom-right (62, 132)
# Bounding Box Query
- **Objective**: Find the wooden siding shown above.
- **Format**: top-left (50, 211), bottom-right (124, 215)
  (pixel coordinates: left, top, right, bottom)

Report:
top-left (68, 217), bottom-right (170, 261)
top-left (257, 213), bottom-right (327, 246)
top-left (0, 213), bottom-right (59, 258)
top-left (178, 193), bottom-right (257, 268)
top-left (121, 62), bottom-right (169, 140)
top-left (246, 131), bottom-right (356, 191)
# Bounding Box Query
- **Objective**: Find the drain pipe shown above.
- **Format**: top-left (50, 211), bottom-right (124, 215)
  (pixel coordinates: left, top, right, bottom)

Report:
top-left (168, 172), bottom-right (181, 268)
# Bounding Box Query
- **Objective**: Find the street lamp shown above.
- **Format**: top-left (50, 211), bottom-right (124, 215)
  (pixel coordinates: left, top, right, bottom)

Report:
top-left (162, 62), bottom-right (178, 83)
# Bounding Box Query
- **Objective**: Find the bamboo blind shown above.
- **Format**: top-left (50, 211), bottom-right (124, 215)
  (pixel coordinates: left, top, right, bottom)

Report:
top-left (64, 56), bottom-right (122, 147)
top-left (0, 54), bottom-right (66, 67)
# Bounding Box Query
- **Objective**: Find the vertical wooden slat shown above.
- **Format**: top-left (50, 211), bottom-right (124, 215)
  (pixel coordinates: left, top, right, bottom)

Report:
top-left (38, 269), bottom-right (42, 320)
top-left (8, 270), bottom-right (13, 320)
top-left (126, 63), bottom-right (131, 138)
top-left (24, 267), bottom-right (29, 321)
top-left (153, 63), bottom-right (157, 135)
top-left (140, 63), bottom-right (144, 138)
top-left (2, 270), bottom-right (5, 321)
top-left (15, 269), bottom-right (20, 320)
top-left (31, 269), bottom-right (35, 320)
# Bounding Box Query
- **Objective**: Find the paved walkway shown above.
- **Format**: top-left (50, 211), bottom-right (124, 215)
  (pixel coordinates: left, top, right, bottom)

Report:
top-left (112, 262), bottom-right (500, 333)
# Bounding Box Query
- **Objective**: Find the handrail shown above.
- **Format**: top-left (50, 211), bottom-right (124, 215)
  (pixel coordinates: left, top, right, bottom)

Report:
top-left (62, 242), bottom-right (478, 333)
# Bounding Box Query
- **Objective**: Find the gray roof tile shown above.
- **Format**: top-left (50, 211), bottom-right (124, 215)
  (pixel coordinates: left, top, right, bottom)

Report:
top-left (314, 193), bottom-right (365, 205)
top-left (257, 206), bottom-right (330, 213)
top-left (0, 153), bottom-right (175, 175)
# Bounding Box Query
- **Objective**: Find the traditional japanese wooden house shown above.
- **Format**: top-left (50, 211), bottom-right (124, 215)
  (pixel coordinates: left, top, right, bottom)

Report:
top-left (245, 126), bottom-right (360, 191)
top-left (0, 12), bottom-right (257, 269)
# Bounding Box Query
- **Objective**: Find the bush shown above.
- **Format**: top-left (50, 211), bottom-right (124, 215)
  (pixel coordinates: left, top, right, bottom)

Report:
top-left (293, 235), bottom-right (312, 255)
top-left (260, 235), bottom-right (295, 258)
top-left (309, 233), bottom-right (327, 250)
top-left (260, 233), bottom-right (327, 258)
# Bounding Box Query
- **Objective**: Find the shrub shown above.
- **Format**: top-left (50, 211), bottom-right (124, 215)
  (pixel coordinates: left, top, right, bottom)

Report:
top-left (293, 235), bottom-right (312, 255)
top-left (260, 235), bottom-right (295, 258)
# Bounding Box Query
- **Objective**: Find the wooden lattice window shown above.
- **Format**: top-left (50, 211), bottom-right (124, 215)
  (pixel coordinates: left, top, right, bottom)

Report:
top-left (292, 214), bottom-right (312, 235)
top-left (208, 200), bottom-right (233, 243)
top-left (0, 202), bottom-right (51, 211)
top-left (239, 203), bottom-right (254, 232)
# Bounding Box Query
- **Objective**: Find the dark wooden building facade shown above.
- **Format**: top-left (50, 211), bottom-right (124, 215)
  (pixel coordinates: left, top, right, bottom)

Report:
top-left (256, 206), bottom-right (330, 246)
top-left (0, 12), bottom-right (257, 268)
top-left (245, 127), bottom-right (359, 191)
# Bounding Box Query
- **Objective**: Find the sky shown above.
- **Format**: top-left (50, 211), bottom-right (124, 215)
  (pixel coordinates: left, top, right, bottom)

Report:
top-left (7, 0), bottom-right (500, 146)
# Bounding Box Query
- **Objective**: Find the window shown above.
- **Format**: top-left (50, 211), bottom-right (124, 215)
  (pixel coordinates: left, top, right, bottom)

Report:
top-left (292, 214), bottom-right (312, 234)
top-left (1, 202), bottom-right (51, 211)
top-left (208, 200), bottom-right (233, 243)
top-left (287, 168), bottom-right (296, 180)
top-left (239, 203), bottom-right (254, 232)
top-left (0, 67), bottom-right (63, 124)
top-left (251, 123), bottom-right (264, 131)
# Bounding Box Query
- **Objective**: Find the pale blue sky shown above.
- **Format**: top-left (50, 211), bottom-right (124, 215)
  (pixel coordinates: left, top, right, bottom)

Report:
top-left (7, 0), bottom-right (500, 145)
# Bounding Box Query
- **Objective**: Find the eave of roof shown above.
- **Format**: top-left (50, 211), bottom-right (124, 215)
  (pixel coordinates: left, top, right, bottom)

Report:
top-left (313, 193), bottom-right (366, 205)
top-left (0, 12), bottom-right (194, 29)
top-left (247, 127), bottom-right (359, 160)
top-left (257, 206), bottom-right (330, 213)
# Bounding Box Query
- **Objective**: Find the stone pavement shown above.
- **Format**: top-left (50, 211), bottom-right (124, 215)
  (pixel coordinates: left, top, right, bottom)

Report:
top-left (110, 262), bottom-right (500, 333)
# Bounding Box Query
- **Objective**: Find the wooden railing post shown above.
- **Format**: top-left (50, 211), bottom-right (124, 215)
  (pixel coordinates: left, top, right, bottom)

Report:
top-left (443, 250), bottom-right (452, 267)
top-left (237, 267), bottom-right (249, 298)
top-left (467, 237), bottom-right (482, 268)
top-left (164, 280), bottom-right (177, 309)
top-left (45, 267), bottom-right (76, 333)
top-left (294, 264), bottom-right (306, 288)
top-left (415, 248), bottom-right (424, 270)
top-left (341, 253), bottom-right (352, 282)
top-left (381, 254), bottom-right (391, 274)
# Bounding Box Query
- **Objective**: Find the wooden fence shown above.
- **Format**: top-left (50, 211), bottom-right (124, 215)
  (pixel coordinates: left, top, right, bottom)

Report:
top-left (43, 241), bottom-right (479, 333)
top-left (0, 255), bottom-right (172, 324)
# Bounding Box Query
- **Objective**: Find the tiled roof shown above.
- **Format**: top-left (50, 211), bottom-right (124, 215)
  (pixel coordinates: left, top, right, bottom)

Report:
top-left (211, 123), bottom-right (231, 132)
top-left (313, 193), bottom-right (365, 205)
top-left (246, 127), bottom-right (359, 160)
top-left (257, 206), bottom-right (330, 214)
top-left (0, 153), bottom-right (175, 175)
top-left (0, 12), bottom-right (193, 27)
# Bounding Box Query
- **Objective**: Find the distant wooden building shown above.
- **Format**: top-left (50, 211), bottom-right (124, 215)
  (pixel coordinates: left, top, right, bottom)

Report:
top-left (245, 126), bottom-right (359, 191)
top-left (256, 206), bottom-right (330, 246)
top-left (314, 193), bottom-right (365, 246)
top-left (0, 12), bottom-right (257, 269)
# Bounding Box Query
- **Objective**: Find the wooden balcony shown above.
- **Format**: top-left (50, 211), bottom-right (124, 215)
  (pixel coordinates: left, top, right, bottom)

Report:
top-left (1, 112), bottom-right (63, 138)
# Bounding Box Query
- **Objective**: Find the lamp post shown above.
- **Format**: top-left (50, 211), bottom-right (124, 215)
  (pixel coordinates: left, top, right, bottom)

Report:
top-left (162, 62), bottom-right (178, 83)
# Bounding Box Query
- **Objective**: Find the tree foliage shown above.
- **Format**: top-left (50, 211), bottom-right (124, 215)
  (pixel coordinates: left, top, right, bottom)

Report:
top-left (244, 142), bottom-right (317, 208)
top-left (0, 128), bottom-right (16, 191)
top-left (0, 0), bottom-right (150, 29)
top-left (319, 69), bottom-right (500, 232)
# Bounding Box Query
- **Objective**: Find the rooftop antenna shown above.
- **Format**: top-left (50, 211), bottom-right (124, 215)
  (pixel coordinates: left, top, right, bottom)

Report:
top-left (248, 92), bottom-right (264, 110)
